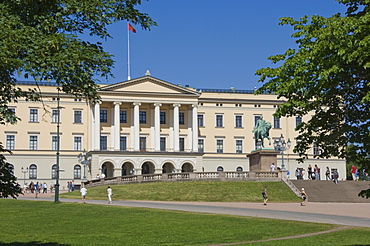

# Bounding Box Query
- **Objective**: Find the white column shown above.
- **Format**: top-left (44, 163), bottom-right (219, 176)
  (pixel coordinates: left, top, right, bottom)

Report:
top-left (192, 104), bottom-right (198, 152)
top-left (187, 106), bottom-right (193, 151)
top-left (113, 102), bottom-right (121, 151)
top-left (154, 103), bottom-right (162, 151)
top-left (90, 104), bottom-right (95, 151)
top-left (94, 102), bottom-right (101, 150)
top-left (133, 102), bottom-right (141, 151)
top-left (173, 103), bottom-right (181, 151)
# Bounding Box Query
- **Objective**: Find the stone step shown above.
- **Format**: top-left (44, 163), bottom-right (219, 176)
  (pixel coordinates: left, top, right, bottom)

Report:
top-left (291, 180), bottom-right (370, 203)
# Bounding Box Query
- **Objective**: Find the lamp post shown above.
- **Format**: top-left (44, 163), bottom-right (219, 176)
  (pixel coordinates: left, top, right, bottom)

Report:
top-left (78, 149), bottom-right (92, 181)
top-left (274, 134), bottom-right (291, 170)
top-left (21, 167), bottom-right (28, 185)
top-left (54, 90), bottom-right (63, 203)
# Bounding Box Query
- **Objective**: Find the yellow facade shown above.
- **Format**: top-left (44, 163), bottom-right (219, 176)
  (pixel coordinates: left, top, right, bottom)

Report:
top-left (1, 76), bottom-right (346, 187)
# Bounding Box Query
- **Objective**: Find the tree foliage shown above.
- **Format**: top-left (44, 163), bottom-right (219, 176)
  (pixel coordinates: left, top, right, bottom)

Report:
top-left (0, 0), bottom-right (156, 198)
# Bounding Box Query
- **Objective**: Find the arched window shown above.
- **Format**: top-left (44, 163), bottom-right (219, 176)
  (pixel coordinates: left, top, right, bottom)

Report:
top-left (217, 166), bottom-right (224, 172)
top-left (74, 165), bottom-right (81, 179)
top-left (8, 164), bottom-right (14, 175)
top-left (29, 164), bottom-right (37, 179)
top-left (51, 164), bottom-right (57, 179)
top-left (236, 166), bottom-right (243, 172)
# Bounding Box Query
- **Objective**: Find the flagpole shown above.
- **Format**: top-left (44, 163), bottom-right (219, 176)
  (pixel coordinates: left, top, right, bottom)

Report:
top-left (127, 23), bottom-right (131, 81)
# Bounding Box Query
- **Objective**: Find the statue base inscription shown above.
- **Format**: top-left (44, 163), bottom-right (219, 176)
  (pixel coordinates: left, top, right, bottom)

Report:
top-left (247, 149), bottom-right (278, 172)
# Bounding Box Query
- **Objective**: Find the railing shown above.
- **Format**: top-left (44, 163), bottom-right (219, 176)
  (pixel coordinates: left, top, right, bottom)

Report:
top-left (83, 171), bottom-right (286, 187)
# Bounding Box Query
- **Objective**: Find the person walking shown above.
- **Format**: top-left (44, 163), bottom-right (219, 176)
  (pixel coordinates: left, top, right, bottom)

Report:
top-left (80, 186), bottom-right (87, 204)
top-left (262, 188), bottom-right (268, 205)
top-left (351, 165), bottom-right (357, 181)
top-left (300, 188), bottom-right (308, 206)
top-left (307, 165), bottom-right (312, 180)
top-left (325, 167), bottom-right (331, 180)
top-left (107, 186), bottom-right (113, 204)
top-left (333, 169), bottom-right (339, 184)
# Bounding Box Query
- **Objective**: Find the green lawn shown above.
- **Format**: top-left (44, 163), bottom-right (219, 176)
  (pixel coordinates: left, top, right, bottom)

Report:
top-left (0, 199), bottom-right (355, 246)
top-left (61, 181), bottom-right (301, 202)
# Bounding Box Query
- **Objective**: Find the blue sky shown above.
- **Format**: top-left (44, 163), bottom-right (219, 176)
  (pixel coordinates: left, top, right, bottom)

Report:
top-left (86, 1), bottom-right (347, 89)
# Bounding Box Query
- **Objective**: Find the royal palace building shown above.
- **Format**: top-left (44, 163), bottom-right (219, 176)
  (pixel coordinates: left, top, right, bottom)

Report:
top-left (2, 74), bottom-right (346, 187)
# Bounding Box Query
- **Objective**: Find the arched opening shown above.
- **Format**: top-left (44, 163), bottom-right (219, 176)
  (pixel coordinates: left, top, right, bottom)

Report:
top-left (29, 164), bottom-right (37, 179)
top-left (162, 162), bottom-right (175, 173)
top-left (236, 166), bottom-right (243, 172)
top-left (141, 162), bottom-right (155, 174)
top-left (181, 163), bottom-right (194, 173)
top-left (217, 166), bottom-right (224, 172)
top-left (101, 162), bottom-right (114, 178)
top-left (122, 162), bottom-right (135, 176)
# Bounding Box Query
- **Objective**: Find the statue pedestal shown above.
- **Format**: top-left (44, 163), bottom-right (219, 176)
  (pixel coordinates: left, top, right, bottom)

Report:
top-left (247, 149), bottom-right (278, 172)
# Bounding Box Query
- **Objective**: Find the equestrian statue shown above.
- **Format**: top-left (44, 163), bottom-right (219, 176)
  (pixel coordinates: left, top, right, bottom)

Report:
top-left (252, 116), bottom-right (272, 149)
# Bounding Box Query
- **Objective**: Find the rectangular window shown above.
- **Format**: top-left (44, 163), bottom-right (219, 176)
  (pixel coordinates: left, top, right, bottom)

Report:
top-left (179, 112), bottom-right (185, 125)
top-left (74, 166), bottom-right (81, 179)
top-left (120, 136), bottom-right (127, 151)
top-left (52, 109), bottom-right (59, 123)
top-left (100, 136), bottom-right (107, 150)
top-left (235, 115), bottom-right (243, 128)
top-left (52, 136), bottom-right (58, 151)
top-left (160, 137), bottom-right (166, 151)
top-left (140, 137), bottom-right (146, 151)
top-left (313, 142), bottom-right (320, 156)
top-left (179, 138), bottom-right (185, 151)
top-left (29, 136), bottom-right (38, 150)
top-left (100, 109), bottom-right (108, 123)
top-left (198, 139), bottom-right (204, 153)
top-left (29, 109), bottom-right (38, 122)
top-left (74, 110), bottom-right (82, 123)
top-left (120, 110), bottom-right (127, 123)
top-left (236, 140), bottom-right (243, 153)
top-left (74, 136), bottom-right (82, 151)
top-left (296, 116), bottom-right (303, 128)
top-left (273, 117), bottom-right (281, 129)
top-left (216, 139), bottom-right (223, 153)
top-left (254, 115), bottom-right (261, 126)
top-left (216, 115), bottom-right (223, 127)
top-left (6, 135), bottom-right (15, 150)
top-left (198, 114), bottom-right (204, 127)
top-left (139, 111), bottom-right (146, 124)
top-left (160, 112), bottom-right (166, 124)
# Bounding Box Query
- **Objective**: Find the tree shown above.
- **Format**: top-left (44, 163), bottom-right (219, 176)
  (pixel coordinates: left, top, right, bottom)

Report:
top-left (0, 0), bottom-right (156, 198)
top-left (255, 0), bottom-right (370, 198)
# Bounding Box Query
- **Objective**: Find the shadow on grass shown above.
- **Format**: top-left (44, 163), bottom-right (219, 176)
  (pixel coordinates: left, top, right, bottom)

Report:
top-left (0, 242), bottom-right (69, 246)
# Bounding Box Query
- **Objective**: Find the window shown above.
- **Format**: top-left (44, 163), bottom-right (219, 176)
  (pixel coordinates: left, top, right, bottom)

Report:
top-left (236, 140), bottom-right (243, 153)
top-left (29, 109), bottom-right (38, 122)
top-left (313, 142), bottom-right (320, 156)
top-left (74, 136), bottom-right (82, 151)
top-left (74, 165), bottom-right (81, 179)
top-left (179, 138), bottom-right (185, 151)
top-left (160, 137), bottom-right (166, 151)
top-left (139, 111), bottom-right (146, 124)
top-left (6, 135), bottom-right (15, 150)
top-left (100, 136), bottom-right (107, 150)
top-left (216, 115), bottom-right (223, 127)
top-left (273, 117), bottom-right (281, 129)
top-left (120, 110), bottom-right (127, 123)
top-left (236, 166), bottom-right (243, 171)
top-left (140, 137), bottom-right (146, 151)
top-left (235, 115), bottom-right (242, 128)
top-left (198, 114), bottom-right (204, 127)
top-left (198, 139), bottom-right (204, 153)
top-left (74, 110), bottom-right (82, 123)
top-left (254, 115), bottom-right (262, 125)
top-left (296, 116), bottom-right (303, 128)
top-left (52, 164), bottom-right (57, 179)
top-left (52, 136), bottom-right (58, 151)
top-left (216, 139), bottom-right (223, 153)
top-left (160, 112), bottom-right (166, 124)
top-left (52, 109), bottom-right (59, 123)
top-left (29, 136), bottom-right (38, 150)
top-left (29, 164), bottom-right (37, 179)
top-left (120, 136), bottom-right (127, 151)
top-left (217, 166), bottom-right (224, 172)
top-left (8, 164), bottom-right (14, 175)
top-left (100, 109), bottom-right (108, 123)
top-left (179, 112), bottom-right (185, 125)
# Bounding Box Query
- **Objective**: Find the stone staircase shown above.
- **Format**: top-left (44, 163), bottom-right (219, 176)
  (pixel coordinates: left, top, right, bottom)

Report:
top-left (291, 180), bottom-right (370, 203)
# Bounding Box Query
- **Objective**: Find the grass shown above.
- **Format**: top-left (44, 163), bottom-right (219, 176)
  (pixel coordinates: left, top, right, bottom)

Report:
top-left (60, 181), bottom-right (301, 203)
top-left (0, 199), bottom-right (352, 246)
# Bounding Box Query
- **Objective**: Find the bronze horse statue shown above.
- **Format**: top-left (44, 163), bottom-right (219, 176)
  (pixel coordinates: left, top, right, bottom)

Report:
top-left (252, 117), bottom-right (272, 148)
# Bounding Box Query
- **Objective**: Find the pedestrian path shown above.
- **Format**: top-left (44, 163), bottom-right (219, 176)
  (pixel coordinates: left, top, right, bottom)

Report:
top-left (18, 193), bottom-right (370, 228)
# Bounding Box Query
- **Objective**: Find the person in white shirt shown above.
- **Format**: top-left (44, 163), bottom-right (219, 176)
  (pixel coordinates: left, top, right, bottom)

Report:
top-left (80, 186), bottom-right (87, 203)
top-left (107, 186), bottom-right (113, 204)
top-left (270, 163), bottom-right (276, 172)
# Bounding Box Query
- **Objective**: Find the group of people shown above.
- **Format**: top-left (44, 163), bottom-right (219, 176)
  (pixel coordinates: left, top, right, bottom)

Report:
top-left (23, 181), bottom-right (54, 197)
top-left (80, 185), bottom-right (113, 204)
top-left (351, 165), bottom-right (368, 181)
top-left (261, 187), bottom-right (308, 206)
top-left (295, 166), bottom-right (339, 183)
top-left (67, 180), bottom-right (75, 192)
